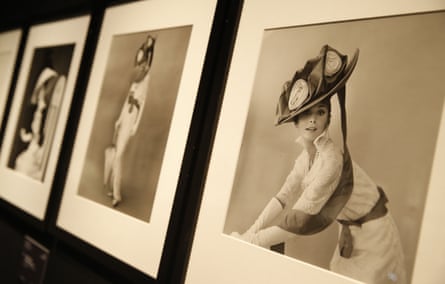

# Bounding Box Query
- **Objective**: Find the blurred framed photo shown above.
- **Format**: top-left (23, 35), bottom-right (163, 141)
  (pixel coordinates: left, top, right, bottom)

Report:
top-left (0, 29), bottom-right (22, 142)
top-left (185, 1), bottom-right (445, 283)
top-left (56, 0), bottom-right (218, 278)
top-left (0, 16), bottom-right (90, 220)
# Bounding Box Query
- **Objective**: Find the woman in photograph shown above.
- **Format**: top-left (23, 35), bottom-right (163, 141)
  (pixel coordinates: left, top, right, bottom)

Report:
top-left (232, 45), bottom-right (407, 284)
top-left (15, 67), bottom-right (66, 180)
top-left (104, 35), bottom-right (155, 207)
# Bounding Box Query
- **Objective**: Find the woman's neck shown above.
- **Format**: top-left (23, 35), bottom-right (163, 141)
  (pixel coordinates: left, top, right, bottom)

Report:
top-left (301, 138), bottom-right (317, 158)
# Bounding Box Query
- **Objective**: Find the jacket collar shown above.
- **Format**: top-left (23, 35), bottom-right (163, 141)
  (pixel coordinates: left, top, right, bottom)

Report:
top-left (296, 130), bottom-right (330, 150)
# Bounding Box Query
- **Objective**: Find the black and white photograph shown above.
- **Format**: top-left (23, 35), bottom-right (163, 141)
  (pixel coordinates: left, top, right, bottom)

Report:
top-left (77, 27), bottom-right (191, 221)
top-left (185, 1), bottom-right (445, 284)
top-left (7, 44), bottom-right (73, 181)
top-left (0, 52), bottom-right (13, 123)
top-left (224, 11), bottom-right (445, 283)
top-left (55, 0), bottom-right (218, 277)
top-left (0, 50), bottom-right (14, 132)
top-left (0, 15), bottom-right (90, 220)
top-left (0, 29), bottom-right (22, 143)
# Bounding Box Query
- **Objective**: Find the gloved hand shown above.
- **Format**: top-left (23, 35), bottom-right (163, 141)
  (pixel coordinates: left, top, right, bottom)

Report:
top-left (253, 226), bottom-right (295, 248)
top-left (245, 198), bottom-right (283, 235)
top-left (231, 226), bottom-right (295, 248)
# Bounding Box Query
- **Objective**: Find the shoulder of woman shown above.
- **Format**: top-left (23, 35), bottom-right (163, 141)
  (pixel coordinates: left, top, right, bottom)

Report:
top-left (318, 140), bottom-right (343, 164)
top-left (316, 136), bottom-right (340, 151)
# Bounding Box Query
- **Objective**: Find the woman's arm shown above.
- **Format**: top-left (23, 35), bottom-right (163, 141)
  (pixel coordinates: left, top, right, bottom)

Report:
top-left (293, 145), bottom-right (343, 215)
top-left (232, 154), bottom-right (306, 245)
top-left (238, 225), bottom-right (296, 248)
top-left (243, 197), bottom-right (283, 236)
top-left (279, 146), bottom-right (353, 235)
top-left (250, 154), bottom-right (307, 233)
top-left (130, 74), bottom-right (150, 136)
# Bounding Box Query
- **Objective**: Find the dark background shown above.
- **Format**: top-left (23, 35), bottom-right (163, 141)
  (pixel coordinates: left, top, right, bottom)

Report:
top-left (0, 0), bottom-right (242, 283)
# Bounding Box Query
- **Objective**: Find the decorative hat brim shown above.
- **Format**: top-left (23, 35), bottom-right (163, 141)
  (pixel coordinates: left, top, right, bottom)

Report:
top-left (277, 48), bottom-right (359, 125)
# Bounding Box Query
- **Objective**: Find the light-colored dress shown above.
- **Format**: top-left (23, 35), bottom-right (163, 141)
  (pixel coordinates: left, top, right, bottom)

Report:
top-left (109, 73), bottom-right (150, 201)
top-left (274, 132), bottom-right (407, 284)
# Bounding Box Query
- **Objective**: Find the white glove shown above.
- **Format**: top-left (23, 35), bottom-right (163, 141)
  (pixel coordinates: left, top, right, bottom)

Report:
top-left (254, 226), bottom-right (295, 248)
top-left (245, 198), bottom-right (283, 235)
top-left (232, 226), bottom-right (295, 248)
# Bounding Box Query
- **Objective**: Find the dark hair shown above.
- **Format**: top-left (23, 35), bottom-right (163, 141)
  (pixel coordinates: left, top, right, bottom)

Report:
top-left (292, 97), bottom-right (332, 125)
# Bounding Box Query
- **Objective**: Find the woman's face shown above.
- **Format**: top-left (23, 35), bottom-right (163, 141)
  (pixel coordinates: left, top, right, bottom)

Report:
top-left (294, 102), bottom-right (330, 143)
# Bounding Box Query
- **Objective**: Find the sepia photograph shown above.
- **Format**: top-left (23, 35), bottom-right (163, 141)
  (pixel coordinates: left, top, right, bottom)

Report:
top-left (0, 52), bottom-right (12, 121)
top-left (7, 44), bottom-right (73, 181)
top-left (0, 50), bottom-right (14, 131)
top-left (0, 15), bottom-right (90, 220)
top-left (185, 1), bottom-right (445, 283)
top-left (55, 0), bottom-right (218, 277)
top-left (0, 29), bottom-right (21, 143)
top-left (77, 27), bottom-right (192, 221)
top-left (224, 11), bottom-right (445, 284)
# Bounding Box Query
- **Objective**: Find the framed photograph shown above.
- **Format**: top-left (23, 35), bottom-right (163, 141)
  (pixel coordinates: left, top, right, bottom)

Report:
top-left (185, 1), bottom-right (445, 283)
top-left (56, 0), bottom-right (218, 278)
top-left (0, 29), bottom-right (22, 140)
top-left (0, 16), bottom-right (90, 220)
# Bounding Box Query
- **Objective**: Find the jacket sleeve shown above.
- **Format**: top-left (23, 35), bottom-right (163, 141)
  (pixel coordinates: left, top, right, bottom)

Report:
top-left (293, 143), bottom-right (343, 214)
top-left (278, 148), bottom-right (354, 235)
top-left (275, 153), bottom-right (306, 207)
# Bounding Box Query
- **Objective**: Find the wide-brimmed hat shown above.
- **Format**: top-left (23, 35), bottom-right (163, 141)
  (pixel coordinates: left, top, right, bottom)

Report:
top-left (30, 67), bottom-right (58, 104)
top-left (275, 45), bottom-right (359, 125)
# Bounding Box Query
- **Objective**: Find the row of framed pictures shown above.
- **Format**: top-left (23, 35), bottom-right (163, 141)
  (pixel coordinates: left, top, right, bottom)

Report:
top-left (1, 0), bottom-right (445, 283)
top-left (0, 0), bottom-right (224, 280)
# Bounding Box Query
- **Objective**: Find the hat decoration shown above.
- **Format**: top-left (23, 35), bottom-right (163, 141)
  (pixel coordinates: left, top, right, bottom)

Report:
top-left (276, 45), bottom-right (359, 125)
top-left (135, 35), bottom-right (155, 67)
top-left (30, 67), bottom-right (58, 104)
top-left (134, 35), bottom-right (156, 82)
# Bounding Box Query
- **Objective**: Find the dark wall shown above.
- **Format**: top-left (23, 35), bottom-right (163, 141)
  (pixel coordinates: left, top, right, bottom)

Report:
top-left (0, 218), bottom-right (22, 284)
top-left (1, 0), bottom-right (115, 29)
top-left (0, 212), bottom-right (122, 284)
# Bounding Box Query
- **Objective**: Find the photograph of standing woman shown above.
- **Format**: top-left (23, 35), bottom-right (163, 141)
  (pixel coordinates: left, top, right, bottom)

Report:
top-left (104, 35), bottom-right (155, 207)
top-left (225, 12), bottom-right (445, 283)
top-left (76, 27), bottom-right (192, 222)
